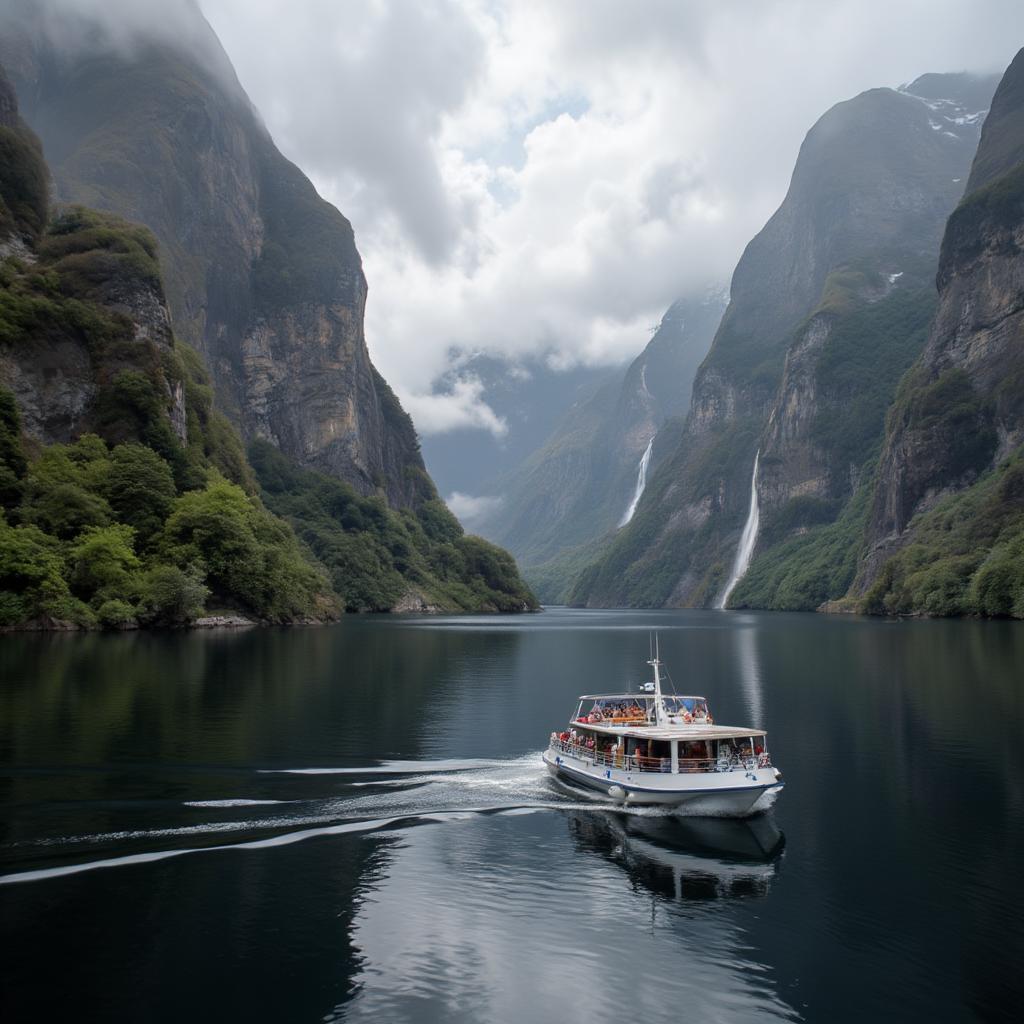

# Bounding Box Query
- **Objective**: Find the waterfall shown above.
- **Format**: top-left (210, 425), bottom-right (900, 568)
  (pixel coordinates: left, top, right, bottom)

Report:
top-left (619, 436), bottom-right (655, 527)
top-left (717, 450), bottom-right (760, 609)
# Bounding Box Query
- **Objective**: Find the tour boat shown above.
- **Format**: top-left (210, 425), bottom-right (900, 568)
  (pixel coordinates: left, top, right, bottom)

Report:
top-left (543, 645), bottom-right (783, 816)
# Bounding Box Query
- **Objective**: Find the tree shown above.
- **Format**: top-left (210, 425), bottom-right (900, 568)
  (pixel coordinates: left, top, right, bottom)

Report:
top-left (0, 386), bottom-right (26, 510)
top-left (67, 524), bottom-right (140, 606)
top-left (20, 481), bottom-right (111, 540)
top-left (0, 513), bottom-right (86, 625)
top-left (102, 443), bottom-right (176, 544)
top-left (138, 564), bottom-right (209, 624)
top-left (160, 479), bottom-right (330, 620)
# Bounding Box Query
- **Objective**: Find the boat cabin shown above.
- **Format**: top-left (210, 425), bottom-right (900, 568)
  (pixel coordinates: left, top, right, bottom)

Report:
top-left (550, 692), bottom-right (771, 775)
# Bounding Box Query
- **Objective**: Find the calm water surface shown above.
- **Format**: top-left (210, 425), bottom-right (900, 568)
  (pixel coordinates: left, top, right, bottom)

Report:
top-left (1, 609), bottom-right (1022, 1022)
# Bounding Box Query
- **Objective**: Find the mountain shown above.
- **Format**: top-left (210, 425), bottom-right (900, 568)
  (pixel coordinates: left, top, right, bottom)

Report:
top-left (476, 286), bottom-right (726, 599)
top-left (0, 0), bottom-right (425, 510)
top-left (0, 10), bottom-right (537, 621)
top-left (849, 49), bottom-right (1024, 617)
top-left (569, 72), bottom-right (997, 609)
top-left (0, 64), bottom-right (342, 627)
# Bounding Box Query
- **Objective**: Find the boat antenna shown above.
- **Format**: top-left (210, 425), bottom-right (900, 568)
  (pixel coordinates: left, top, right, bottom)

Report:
top-left (647, 631), bottom-right (666, 726)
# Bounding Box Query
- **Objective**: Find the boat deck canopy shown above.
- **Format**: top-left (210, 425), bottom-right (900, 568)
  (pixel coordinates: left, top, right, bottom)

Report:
top-left (577, 693), bottom-right (707, 701)
top-left (572, 721), bottom-right (766, 741)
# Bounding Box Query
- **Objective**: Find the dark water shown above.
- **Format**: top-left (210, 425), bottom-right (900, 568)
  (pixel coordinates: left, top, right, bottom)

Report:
top-left (2, 609), bottom-right (1023, 1023)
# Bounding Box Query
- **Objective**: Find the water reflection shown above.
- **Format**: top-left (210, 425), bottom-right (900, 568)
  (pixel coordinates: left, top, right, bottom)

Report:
top-left (339, 808), bottom-right (799, 1024)
top-left (732, 616), bottom-right (764, 728)
top-left (567, 810), bottom-right (784, 902)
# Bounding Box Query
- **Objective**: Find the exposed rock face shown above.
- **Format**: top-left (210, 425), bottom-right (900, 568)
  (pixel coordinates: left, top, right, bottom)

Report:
top-left (0, 64), bottom-right (175, 447)
top-left (570, 73), bottom-right (996, 609)
top-left (0, 337), bottom-right (96, 445)
top-left (479, 287), bottom-right (725, 588)
top-left (0, 60), bottom-right (75, 434)
top-left (758, 315), bottom-right (835, 512)
top-left (1, 0), bottom-right (430, 509)
top-left (856, 50), bottom-right (1024, 590)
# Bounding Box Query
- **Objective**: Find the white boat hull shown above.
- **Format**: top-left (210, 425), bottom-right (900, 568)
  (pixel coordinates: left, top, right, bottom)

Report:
top-left (542, 746), bottom-right (782, 817)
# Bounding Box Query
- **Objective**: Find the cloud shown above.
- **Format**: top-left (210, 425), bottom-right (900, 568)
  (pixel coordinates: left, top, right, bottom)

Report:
top-left (198, 0), bottom-right (485, 266)
top-left (5, 0), bottom-right (238, 86)
top-left (401, 375), bottom-right (508, 438)
top-left (49, 0), bottom-right (1024, 440)
top-left (445, 491), bottom-right (501, 529)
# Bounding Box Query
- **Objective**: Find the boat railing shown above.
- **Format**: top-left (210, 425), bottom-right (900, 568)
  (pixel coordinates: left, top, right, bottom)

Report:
top-left (575, 715), bottom-right (650, 727)
top-left (550, 738), bottom-right (771, 774)
top-left (552, 739), bottom-right (669, 772)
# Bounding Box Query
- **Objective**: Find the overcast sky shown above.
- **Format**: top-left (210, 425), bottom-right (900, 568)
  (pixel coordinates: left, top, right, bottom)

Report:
top-left (195, 0), bottom-right (1022, 439)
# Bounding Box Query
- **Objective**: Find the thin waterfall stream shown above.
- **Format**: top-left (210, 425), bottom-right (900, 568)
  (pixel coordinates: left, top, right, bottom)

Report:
top-left (717, 449), bottom-right (760, 609)
top-left (619, 435), bottom-right (655, 527)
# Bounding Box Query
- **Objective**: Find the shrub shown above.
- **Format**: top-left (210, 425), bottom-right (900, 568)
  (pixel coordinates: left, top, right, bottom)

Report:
top-left (67, 524), bottom-right (141, 606)
top-left (137, 564), bottom-right (210, 624)
top-left (96, 598), bottom-right (137, 629)
top-left (40, 206), bottom-right (161, 297)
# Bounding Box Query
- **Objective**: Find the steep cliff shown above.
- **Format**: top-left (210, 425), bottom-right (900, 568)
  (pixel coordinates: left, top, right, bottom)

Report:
top-left (570, 73), bottom-right (995, 608)
top-left (853, 49), bottom-right (1024, 616)
top-left (0, 66), bottom-right (341, 626)
top-left (0, 63), bottom-right (537, 622)
top-left (479, 287), bottom-right (725, 599)
top-left (0, 0), bottom-right (429, 510)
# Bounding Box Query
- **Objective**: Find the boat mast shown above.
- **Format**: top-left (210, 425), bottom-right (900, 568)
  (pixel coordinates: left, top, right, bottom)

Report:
top-left (648, 633), bottom-right (667, 726)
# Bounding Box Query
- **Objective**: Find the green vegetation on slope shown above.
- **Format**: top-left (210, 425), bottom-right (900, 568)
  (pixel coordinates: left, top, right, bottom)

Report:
top-left (1, 204), bottom-right (254, 492)
top-left (0, 420), bottom-right (335, 628)
top-left (0, 114), bottom-right (47, 241)
top-left (730, 474), bottom-right (873, 610)
top-left (809, 275), bottom-right (936, 473)
top-left (863, 446), bottom-right (1024, 617)
top-left (0, 206), bottom-right (337, 627)
top-left (250, 440), bottom-right (537, 613)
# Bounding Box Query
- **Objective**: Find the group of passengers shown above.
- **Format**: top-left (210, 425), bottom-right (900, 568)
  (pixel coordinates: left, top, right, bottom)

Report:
top-left (577, 700), bottom-right (647, 724)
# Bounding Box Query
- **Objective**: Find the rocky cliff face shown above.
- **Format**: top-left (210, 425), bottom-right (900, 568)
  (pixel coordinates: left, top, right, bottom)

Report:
top-left (0, 0), bottom-right (429, 510)
top-left (478, 287), bottom-right (725, 593)
top-left (0, 60), bottom-right (537, 620)
top-left (855, 50), bottom-right (1024, 598)
top-left (570, 73), bottom-right (995, 609)
top-left (0, 66), bottom-right (187, 452)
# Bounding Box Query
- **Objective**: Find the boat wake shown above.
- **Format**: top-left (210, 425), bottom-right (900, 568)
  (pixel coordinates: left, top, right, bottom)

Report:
top-left (0, 752), bottom-right (776, 886)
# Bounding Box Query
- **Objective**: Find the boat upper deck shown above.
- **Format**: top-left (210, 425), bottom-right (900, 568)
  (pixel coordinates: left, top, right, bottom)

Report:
top-left (571, 721), bottom-right (766, 741)
top-left (569, 692), bottom-right (765, 740)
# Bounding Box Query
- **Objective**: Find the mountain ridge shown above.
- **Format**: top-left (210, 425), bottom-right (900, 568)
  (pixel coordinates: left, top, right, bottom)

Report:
top-left (569, 72), bottom-right (997, 609)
